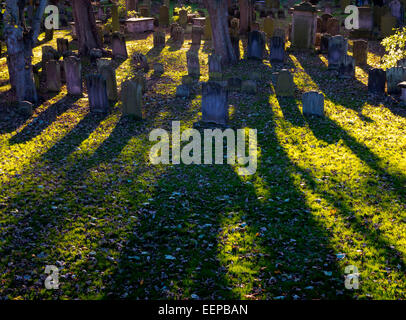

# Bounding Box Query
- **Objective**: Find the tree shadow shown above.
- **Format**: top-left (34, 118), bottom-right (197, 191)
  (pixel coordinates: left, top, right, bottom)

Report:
top-left (9, 94), bottom-right (80, 144)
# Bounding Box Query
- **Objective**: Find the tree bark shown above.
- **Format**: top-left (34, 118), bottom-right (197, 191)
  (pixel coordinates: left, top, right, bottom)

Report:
top-left (4, 0), bottom-right (47, 103)
top-left (203, 0), bottom-right (237, 66)
top-left (239, 0), bottom-right (254, 35)
top-left (71, 0), bottom-right (102, 55)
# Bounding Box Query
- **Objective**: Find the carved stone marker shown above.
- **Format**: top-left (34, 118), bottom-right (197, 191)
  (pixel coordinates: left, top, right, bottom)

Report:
top-left (247, 31), bottom-right (265, 60)
top-left (121, 80), bottom-right (143, 118)
top-left (201, 82), bottom-right (229, 125)
top-left (112, 33), bottom-right (128, 59)
top-left (275, 69), bottom-right (295, 97)
top-left (328, 35), bottom-right (348, 70)
top-left (187, 50), bottom-right (200, 78)
top-left (269, 36), bottom-right (285, 63)
top-left (99, 65), bottom-right (118, 101)
top-left (64, 56), bottom-right (82, 96)
top-left (368, 68), bottom-right (386, 95)
top-left (302, 91), bottom-right (324, 117)
top-left (46, 60), bottom-right (61, 92)
top-left (86, 75), bottom-right (110, 113)
top-left (353, 40), bottom-right (368, 66)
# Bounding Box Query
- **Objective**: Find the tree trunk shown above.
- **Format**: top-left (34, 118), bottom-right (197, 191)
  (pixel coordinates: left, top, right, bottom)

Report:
top-left (71, 0), bottom-right (102, 55)
top-left (203, 0), bottom-right (237, 66)
top-left (239, 0), bottom-right (253, 35)
top-left (4, 0), bottom-right (47, 103)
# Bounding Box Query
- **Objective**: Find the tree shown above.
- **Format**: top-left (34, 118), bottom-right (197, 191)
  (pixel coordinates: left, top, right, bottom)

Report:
top-left (239, 0), bottom-right (254, 35)
top-left (71, 0), bottom-right (102, 55)
top-left (203, 0), bottom-right (237, 66)
top-left (4, 0), bottom-right (48, 103)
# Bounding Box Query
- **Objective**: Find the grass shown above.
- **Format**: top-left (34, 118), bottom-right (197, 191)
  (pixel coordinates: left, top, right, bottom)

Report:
top-left (0, 27), bottom-right (405, 300)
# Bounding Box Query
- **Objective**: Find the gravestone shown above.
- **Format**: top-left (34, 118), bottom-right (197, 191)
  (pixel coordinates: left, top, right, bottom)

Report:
top-left (179, 9), bottom-right (188, 27)
top-left (112, 33), bottom-right (128, 59)
top-left (386, 66), bottom-right (406, 94)
top-left (380, 12), bottom-right (397, 38)
top-left (42, 46), bottom-right (57, 70)
top-left (291, 1), bottom-right (317, 49)
top-left (358, 6), bottom-right (374, 31)
top-left (172, 26), bottom-right (185, 46)
top-left (320, 13), bottom-right (333, 33)
top-left (111, 4), bottom-right (120, 32)
top-left (269, 36), bottom-right (285, 63)
top-left (368, 68), bottom-right (386, 95)
top-left (326, 18), bottom-right (340, 36)
top-left (320, 33), bottom-right (331, 53)
top-left (45, 60), bottom-right (61, 92)
top-left (263, 17), bottom-right (275, 38)
top-left (191, 26), bottom-right (203, 47)
top-left (64, 56), bottom-right (82, 96)
top-left (389, 0), bottom-right (403, 26)
top-left (97, 58), bottom-right (112, 71)
top-left (153, 30), bottom-right (166, 48)
top-left (57, 38), bottom-right (69, 55)
top-left (121, 80), bottom-right (143, 118)
top-left (201, 82), bottom-right (229, 125)
top-left (185, 23), bottom-right (193, 35)
top-left (159, 5), bottom-right (169, 27)
top-left (208, 54), bottom-right (223, 80)
top-left (275, 69), bottom-right (295, 97)
top-left (339, 55), bottom-right (355, 78)
top-left (187, 50), bottom-right (200, 78)
top-left (353, 40), bottom-right (368, 66)
top-left (176, 84), bottom-right (191, 98)
top-left (247, 31), bottom-right (266, 60)
top-left (86, 75), bottom-right (110, 113)
top-left (397, 81), bottom-right (406, 104)
top-left (133, 53), bottom-right (149, 72)
top-left (227, 78), bottom-right (242, 92)
top-left (302, 91), bottom-right (324, 117)
top-left (99, 65), bottom-right (118, 101)
top-left (328, 35), bottom-right (348, 70)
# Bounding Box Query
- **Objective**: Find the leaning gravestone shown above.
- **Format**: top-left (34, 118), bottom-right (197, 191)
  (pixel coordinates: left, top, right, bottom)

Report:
top-left (187, 50), bottom-right (200, 78)
top-left (386, 66), bottom-right (406, 94)
top-left (328, 35), bottom-right (348, 70)
top-left (201, 82), bottom-right (229, 125)
top-left (64, 56), bottom-right (82, 96)
top-left (302, 91), bottom-right (324, 117)
top-left (46, 60), bottom-right (61, 92)
top-left (86, 75), bottom-right (110, 113)
top-left (368, 68), bottom-right (386, 95)
top-left (99, 65), bottom-right (118, 101)
top-left (191, 26), bottom-right (203, 47)
top-left (121, 80), bottom-right (143, 118)
top-left (269, 36), bottom-right (285, 63)
top-left (275, 69), bottom-right (295, 97)
top-left (353, 40), bottom-right (368, 66)
top-left (247, 31), bottom-right (266, 60)
top-left (112, 33), bottom-right (128, 59)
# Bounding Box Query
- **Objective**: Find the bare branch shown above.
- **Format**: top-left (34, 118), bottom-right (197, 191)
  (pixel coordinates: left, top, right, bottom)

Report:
top-left (31, 0), bottom-right (48, 43)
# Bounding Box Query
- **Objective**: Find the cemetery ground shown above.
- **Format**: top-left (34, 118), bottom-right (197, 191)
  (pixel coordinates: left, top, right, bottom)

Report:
top-left (0, 30), bottom-right (405, 300)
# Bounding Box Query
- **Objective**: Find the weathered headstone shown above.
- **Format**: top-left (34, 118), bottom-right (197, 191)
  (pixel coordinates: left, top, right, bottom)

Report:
top-left (187, 50), bottom-right (200, 78)
top-left (231, 35), bottom-right (241, 61)
top-left (201, 82), bottom-right (229, 125)
top-left (247, 31), bottom-right (266, 60)
top-left (326, 17), bottom-right (340, 36)
top-left (153, 62), bottom-right (164, 75)
top-left (339, 55), bottom-right (355, 78)
top-left (99, 65), bottom-right (118, 101)
top-left (208, 54), bottom-right (223, 80)
top-left (269, 36), bottom-right (285, 63)
top-left (386, 66), bottom-right (406, 94)
top-left (328, 35), bottom-right (348, 70)
top-left (159, 5), bottom-right (169, 27)
top-left (176, 84), bottom-right (190, 98)
top-left (275, 69), bottom-right (295, 97)
top-left (86, 75), bottom-right (110, 113)
top-left (121, 80), bottom-right (143, 118)
top-left (153, 30), bottom-right (166, 48)
top-left (368, 68), bottom-right (386, 95)
top-left (64, 56), bottom-right (82, 96)
top-left (291, 1), bottom-right (317, 49)
top-left (191, 26), bottom-right (203, 47)
top-left (172, 26), bottom-right (185, 46)
top-left (111, 4), bottom-right (120, 32)
top-left (320, 33), bottom-right (331, 53)
top-left (112, 33), bottom-right (128, 59)
top-left (263, 17), bottom-right (275, 38)
top-left (320, 13), bottom-right (333, 33)
top-left (302, 91), bottom-right (324, 117)
top-left (353, 40), bottom-right (368, 66)
top-left (57, 38), bottom-right (69, 55)
top-left (389, 0), bottom-right (403, 26)
top-left (358, 6), bottom-right (374, 31)
top-left (46, 60), bottom-right (61, 92)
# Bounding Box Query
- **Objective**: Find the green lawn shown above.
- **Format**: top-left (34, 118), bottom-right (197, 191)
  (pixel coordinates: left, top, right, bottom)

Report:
top-left (0, 29), bottom-right (405, 300)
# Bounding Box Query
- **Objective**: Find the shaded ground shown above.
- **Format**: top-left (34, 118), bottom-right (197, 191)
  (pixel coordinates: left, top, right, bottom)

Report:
top-left (0, 29), bottom-right (405, 300)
